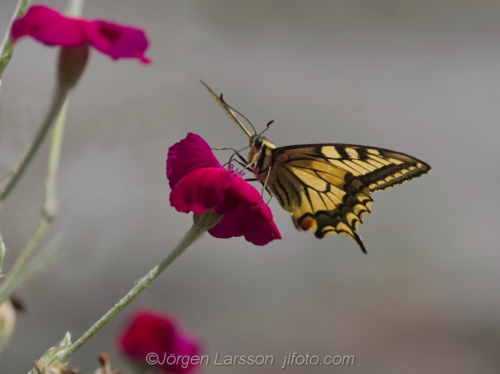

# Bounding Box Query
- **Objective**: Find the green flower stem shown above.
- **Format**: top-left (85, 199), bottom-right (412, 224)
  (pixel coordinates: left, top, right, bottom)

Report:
top-left (65, 0), bottom-right (84, 17)
top-left (48, 211), bottom-right (222, 366)
top-left (0, 84), bottom-right (68, 211)
top-left (0, 0), bottom-right (31, 82)
top-left (11, 236), bottom-right (62, 293)
top-left (0, 218), bottom-right (51, 305)
top-left (0, 93), bottom-right (68, 305)
top-left (44, 98), bottom-right (68, 218)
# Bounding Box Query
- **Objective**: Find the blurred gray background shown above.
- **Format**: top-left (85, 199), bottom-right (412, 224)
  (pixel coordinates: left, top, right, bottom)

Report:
top-left (1, 0), bottom-right (499, 372)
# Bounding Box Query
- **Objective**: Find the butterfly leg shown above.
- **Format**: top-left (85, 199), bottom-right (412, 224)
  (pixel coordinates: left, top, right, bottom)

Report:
top-left (213, 147), bottom-right (248, 167)
top-left (228, 151), bottom-right (249, 169)
top-left (264, 188), bottom-right (274, 205)
top-left (216, 147), bottom-right (274, 206)
top-left (258, 166), bottom-right (274, 208)
top-left (230, 158), bottom-right (253, 173)
top-left (215, 148), bottom-right (254, 174)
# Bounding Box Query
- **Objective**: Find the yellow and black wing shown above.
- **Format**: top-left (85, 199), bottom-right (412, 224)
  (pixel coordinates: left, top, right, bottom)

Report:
top-left (267, 144), bottom-right (431, 253)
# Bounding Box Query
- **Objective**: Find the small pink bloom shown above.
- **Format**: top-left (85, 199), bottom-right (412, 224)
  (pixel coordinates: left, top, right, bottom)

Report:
top-left (118, 309), bottom-right (200, 373)
top-left (167, 133), bottom-right (281, 246)
top-left (12, 5), bottom-right (150, 64)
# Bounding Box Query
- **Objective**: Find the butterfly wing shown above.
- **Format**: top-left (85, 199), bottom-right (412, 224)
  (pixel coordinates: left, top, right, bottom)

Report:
top-left (266, 144), bottom-right (431, 253)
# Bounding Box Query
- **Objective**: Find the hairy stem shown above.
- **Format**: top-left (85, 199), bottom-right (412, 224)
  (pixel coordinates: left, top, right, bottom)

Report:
top-left (0, 93), bottom-right (69, 304)
top-left (0, 85), bottom-right (68, 211)
top-left (0, 0), bottom-right (32, 82)
top-left (48, 211), bottom-right (221, 365)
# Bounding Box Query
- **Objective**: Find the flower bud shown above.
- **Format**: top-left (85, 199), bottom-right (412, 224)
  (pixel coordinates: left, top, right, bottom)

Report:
top-left (57, 44), bottom-right (89, 89)
top-left (0, 299), bottom-right (16, 345)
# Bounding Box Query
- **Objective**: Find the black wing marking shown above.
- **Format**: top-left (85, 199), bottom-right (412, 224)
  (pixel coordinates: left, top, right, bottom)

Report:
top-left (265, 144), bottom-right (430, 252)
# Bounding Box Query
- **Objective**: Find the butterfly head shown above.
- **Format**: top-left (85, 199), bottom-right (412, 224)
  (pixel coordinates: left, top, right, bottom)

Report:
top-left (248, 135), bottom-right (276, 181)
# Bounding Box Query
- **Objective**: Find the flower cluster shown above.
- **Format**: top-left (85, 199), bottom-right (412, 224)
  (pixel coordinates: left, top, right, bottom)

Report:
top-left (167, 133), bottom-right (281, 246)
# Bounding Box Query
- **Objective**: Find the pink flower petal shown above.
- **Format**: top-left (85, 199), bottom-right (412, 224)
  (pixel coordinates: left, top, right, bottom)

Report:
top-left (170, 168), bottom-right (231, 215)
top-left (12, 5), bottom-right (151, 64)
top-left (167, 133), bottom-right (222, 188)
top-left (208, 204), bottom-right (248, 238)
top-left (167, 133), bottom-right (281, 246)
top-left (12, 5), bottom-right (86, 46)
top-left (213, 175), bottom-right (247, 214)
top-left (85, 20), bottom-right (151, 64)
top-left (243, 213), bottom-right (282, 246)
top-left (119, 311), bottom-right (177, 360)
top-left (208, 173), bottom-right (281, 245)
top-left (216, 174), bottom-right (269, 219)
top-left (209, 193), bottom-right (281, 246)
top-left (118, 309), bottom-right (201, 374)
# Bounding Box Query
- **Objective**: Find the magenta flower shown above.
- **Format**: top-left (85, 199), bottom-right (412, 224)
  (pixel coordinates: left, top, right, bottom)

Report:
top-left (12, 5), bottom-right (150, 64)
top-left (167, 133), bottom-right (281, 246)
top-left (118, 309), bottom-right (201, 373)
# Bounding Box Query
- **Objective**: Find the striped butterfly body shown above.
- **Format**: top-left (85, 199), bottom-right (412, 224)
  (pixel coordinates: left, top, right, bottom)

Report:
top-left (202, 82), bottom-right (431, 253)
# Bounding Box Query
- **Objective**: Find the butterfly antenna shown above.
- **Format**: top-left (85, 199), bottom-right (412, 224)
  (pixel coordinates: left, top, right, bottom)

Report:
top-left (219, 94), bottom-right (258, 135)
top-left (200, 81), bottom-right (253, 138)
top-left (258, 120), bottom-right (274, 137)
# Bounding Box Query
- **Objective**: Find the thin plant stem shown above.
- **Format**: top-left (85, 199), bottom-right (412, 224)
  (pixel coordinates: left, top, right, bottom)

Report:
top-left (0, 94), bottom-right (69, 304)
top-left (44, 99), bottom-right (68, 217)
top-left (65, 0), bottom-right (84, 16)
top-left (9, 235), bottom-right (62, 293)
top-left (0, 85), bottom-right (68, 211)
top-left (0, 0), bottom-right (32, 83)
top-left (47, 211), bottom-right (222, 366)
top-left (0, 218), bottom-right (51, 305)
